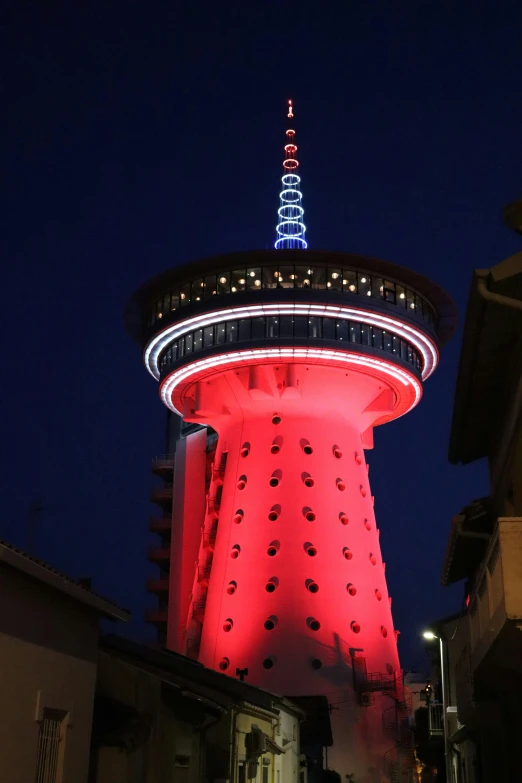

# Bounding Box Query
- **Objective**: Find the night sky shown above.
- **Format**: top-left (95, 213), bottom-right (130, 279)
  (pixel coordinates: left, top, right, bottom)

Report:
top-left (3, 0), bottom-right (522, 670)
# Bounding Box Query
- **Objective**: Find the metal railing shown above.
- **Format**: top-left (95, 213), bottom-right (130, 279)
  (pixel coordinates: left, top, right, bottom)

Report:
top-left (428, 703), bottom-right (444, 736)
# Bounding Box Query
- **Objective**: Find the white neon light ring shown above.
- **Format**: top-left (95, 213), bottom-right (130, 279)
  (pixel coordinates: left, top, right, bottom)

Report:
top-left (276, 220), bottom-right (306, 235)
top-left (280, 189), bottom-right (302, 202)
top-left (278, 206), bottom-right (305, 219)
top-left (159, 347), bottom-right (423, 418)
top-left (282, 174), bottom-right (300, 185)
top-left (143, 303), bottom-right (439, 381)
top-left (283, 159), bottom-right (299, 170)
top-left (285, 144), bottom-right (297, 153)
top-left (286, 129), bottom-right (295, 137)
top-left (274, 237), bottom-right (308, 249)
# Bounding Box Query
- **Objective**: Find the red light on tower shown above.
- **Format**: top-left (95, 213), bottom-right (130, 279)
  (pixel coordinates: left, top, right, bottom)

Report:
top-left (126, 104), bottom-right (457, 782)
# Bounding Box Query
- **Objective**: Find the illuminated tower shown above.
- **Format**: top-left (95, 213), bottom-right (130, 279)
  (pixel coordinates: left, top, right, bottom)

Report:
top-left (125, 103), bottom-right (456, 782)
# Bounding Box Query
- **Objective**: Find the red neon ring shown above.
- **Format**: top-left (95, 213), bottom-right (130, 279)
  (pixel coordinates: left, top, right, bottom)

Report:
top-left (283, 159), bottom-right (299, 170)
top-left (285, 144), bottom-right (297, 153)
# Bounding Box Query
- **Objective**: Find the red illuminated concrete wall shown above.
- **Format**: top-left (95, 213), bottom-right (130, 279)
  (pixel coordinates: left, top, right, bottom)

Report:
top-left (171, 361), bottom-right (413, 780)
top-left (167, 428), bottom-right (207, 653)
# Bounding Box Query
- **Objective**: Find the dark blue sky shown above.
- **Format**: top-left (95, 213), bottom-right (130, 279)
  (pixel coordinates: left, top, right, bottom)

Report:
top-left (2, 0), bottom-right (521, 669)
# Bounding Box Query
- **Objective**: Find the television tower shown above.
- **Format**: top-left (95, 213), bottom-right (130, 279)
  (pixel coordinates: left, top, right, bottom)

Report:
top-left (125, 100), bottom-right (456, 781)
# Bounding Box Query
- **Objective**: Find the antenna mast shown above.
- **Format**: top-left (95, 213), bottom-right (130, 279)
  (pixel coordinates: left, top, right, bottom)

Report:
top-left (275, 99), bottom-right (307, 249)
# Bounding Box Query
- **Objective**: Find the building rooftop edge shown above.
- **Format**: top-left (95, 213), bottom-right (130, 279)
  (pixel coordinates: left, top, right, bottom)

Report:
top-left (448, 250), bottom-right (522, 464)
top-left (0, 539), bottom-right (130, 622)
top-left (100, 634), bottom-right (307, 718)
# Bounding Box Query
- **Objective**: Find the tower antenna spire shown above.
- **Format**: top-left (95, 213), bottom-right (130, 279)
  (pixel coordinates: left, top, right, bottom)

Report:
top-left (275, 99), bottom-right (307, 249)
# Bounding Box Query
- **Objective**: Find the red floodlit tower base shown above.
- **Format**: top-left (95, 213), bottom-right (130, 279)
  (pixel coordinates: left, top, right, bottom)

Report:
top-left (126, 94), bottom-right (456, 783)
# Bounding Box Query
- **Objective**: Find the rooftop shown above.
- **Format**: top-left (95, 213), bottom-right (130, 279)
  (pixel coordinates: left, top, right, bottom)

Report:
top-left (101, 634), bottom-right (305, 718)
top-left (0, 539), bottom-right (130, 622)
top-left (449, 250), bottom-right (522, 464)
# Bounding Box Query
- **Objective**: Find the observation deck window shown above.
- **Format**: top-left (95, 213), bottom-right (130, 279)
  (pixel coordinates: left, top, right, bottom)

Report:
top-left (148, 263), bottom-right (437, 329)
top-left (159, 314), bottom-right (423, 376)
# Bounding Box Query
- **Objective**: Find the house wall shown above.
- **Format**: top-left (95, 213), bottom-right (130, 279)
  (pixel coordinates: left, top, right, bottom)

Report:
top-left (0, 565), bottom-right (99, 783)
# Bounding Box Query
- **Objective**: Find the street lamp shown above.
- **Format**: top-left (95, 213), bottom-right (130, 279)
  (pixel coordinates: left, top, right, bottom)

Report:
top-left (422, 630), bottom-right (452, 783)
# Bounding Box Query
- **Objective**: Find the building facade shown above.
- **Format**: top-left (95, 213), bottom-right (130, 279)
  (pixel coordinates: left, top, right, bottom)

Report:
top-left (93, 635), bottom-right (305, 783)
top-left (0, 540), bottom-right (128, 783)
top-left (440, 250), bottom-right (522, 782)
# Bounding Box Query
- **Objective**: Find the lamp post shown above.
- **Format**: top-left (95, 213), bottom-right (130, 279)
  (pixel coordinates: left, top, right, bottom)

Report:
top-left (423, 631), bottom-right (452, 783)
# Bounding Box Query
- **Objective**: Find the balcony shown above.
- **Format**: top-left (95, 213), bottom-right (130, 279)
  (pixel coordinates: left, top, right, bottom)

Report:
top-left (428, 704), bottom-right (444, 737)
top-left (207, 496), bottom-right (221, 515)
top-left (151, 484), bottom-right (173, 505)
top-left (203, 526), bottom-right (218, 550)
top-left (146, 578), bottom-right (169, 594)
top-left (198, 565), bottom-right (212, 586)
top-left (148, 546), bottom-right (170, 563)
top-left (145, 609), bottom-right (168, 625)
top-left (468, 517), bottom-right (522, 677)
top-left (192, 598), bottom-right (207, 620)
top-left (149, 516), bottom-right (171, 534)
top-left (152, 454), bottom-right (174, 477)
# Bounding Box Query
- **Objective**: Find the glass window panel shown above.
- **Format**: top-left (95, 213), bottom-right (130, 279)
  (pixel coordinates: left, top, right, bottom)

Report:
top-left (294, 316), bottom-right (308, 338)
top-left (267, 316), bottom-right (279, 338)
top-left (361, 323), bottom-right (371, 346)
top-left (406, 289), bottom-right (416, 313)
top-left (328, 269), bottom-right (342, 291)
top-left (155, 299), bottom-right (162, 321)
top-left (383, 330), bottom-right (392, 352)
top-left (263, 266), bottom-right (279, 289)
top-left (204, 325), bottom-right (214, 348)
top-left (178, 337), bottom-right (185, 357)
top-left (323, 318), bottom-right (335, 340)
top-left (172, 343), bottom-right (178, 362)
top-left (180, 282), bottom-right (190, 306)
top-left (185, 332), bottom-right (193, 353)
top-left (373, 328), bottom-right (383, 351)
top-left (170, 288), bottom-right (180, 312)
top-left (192, 279), bottom-right (204, 302)
top-left (401, 339), bottom-right (408, 360)
top-left (217, 273), bottom-right (230, 294)
top-left (216, 323), bottom-right (227, 344)
top-left (251, 316), bottom-right (266, 340)
top-left (371, 277), bottom-right (384, 299)
top-left (247, 268), bottom-right (262, 291)
top-left (350, 323), bottom-right (361, 343)
top-left (193, 329), bottom-right (203, 351)
top-left (280, 316), bottom-right (294, 338)
top-left (238, 318), bottom-right (251, 341)
top-left (203, 275), bottom-right (217, 298)
top-left (279, 266), bottom-right (295, 288)
top-left (358, 272), bottom-right (372, 298)
top-left (384, 280), bottom-right (396, 304)
top-left (342, 269), bottom-right (357, 293)
top-left (308, 316), bottom-right (322, 338)
top-left (417, 296), bottom-right (424, 318)
top-left (311, 267), bottom-right (327, 289)
top-left (294, 266), bottom-right (311, 288)
top-left (396, 284), bottom-right (406, 308)
top-left (336, 319), bottom-right (349, 341)
top-left (392, 334), bottom-right (400, 355)
top-left (407, 344), bottom-right (413, 362)
top-left (162, 295), bottom-right (170, 316)
top-left (226, 321), bottom-right (238, 341)
top-left (231, 270), bottom-right (246, 293)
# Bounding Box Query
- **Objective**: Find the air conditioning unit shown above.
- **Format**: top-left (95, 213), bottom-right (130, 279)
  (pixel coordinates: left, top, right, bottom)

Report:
top-left (245, 725), bottom-right (267, 755)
